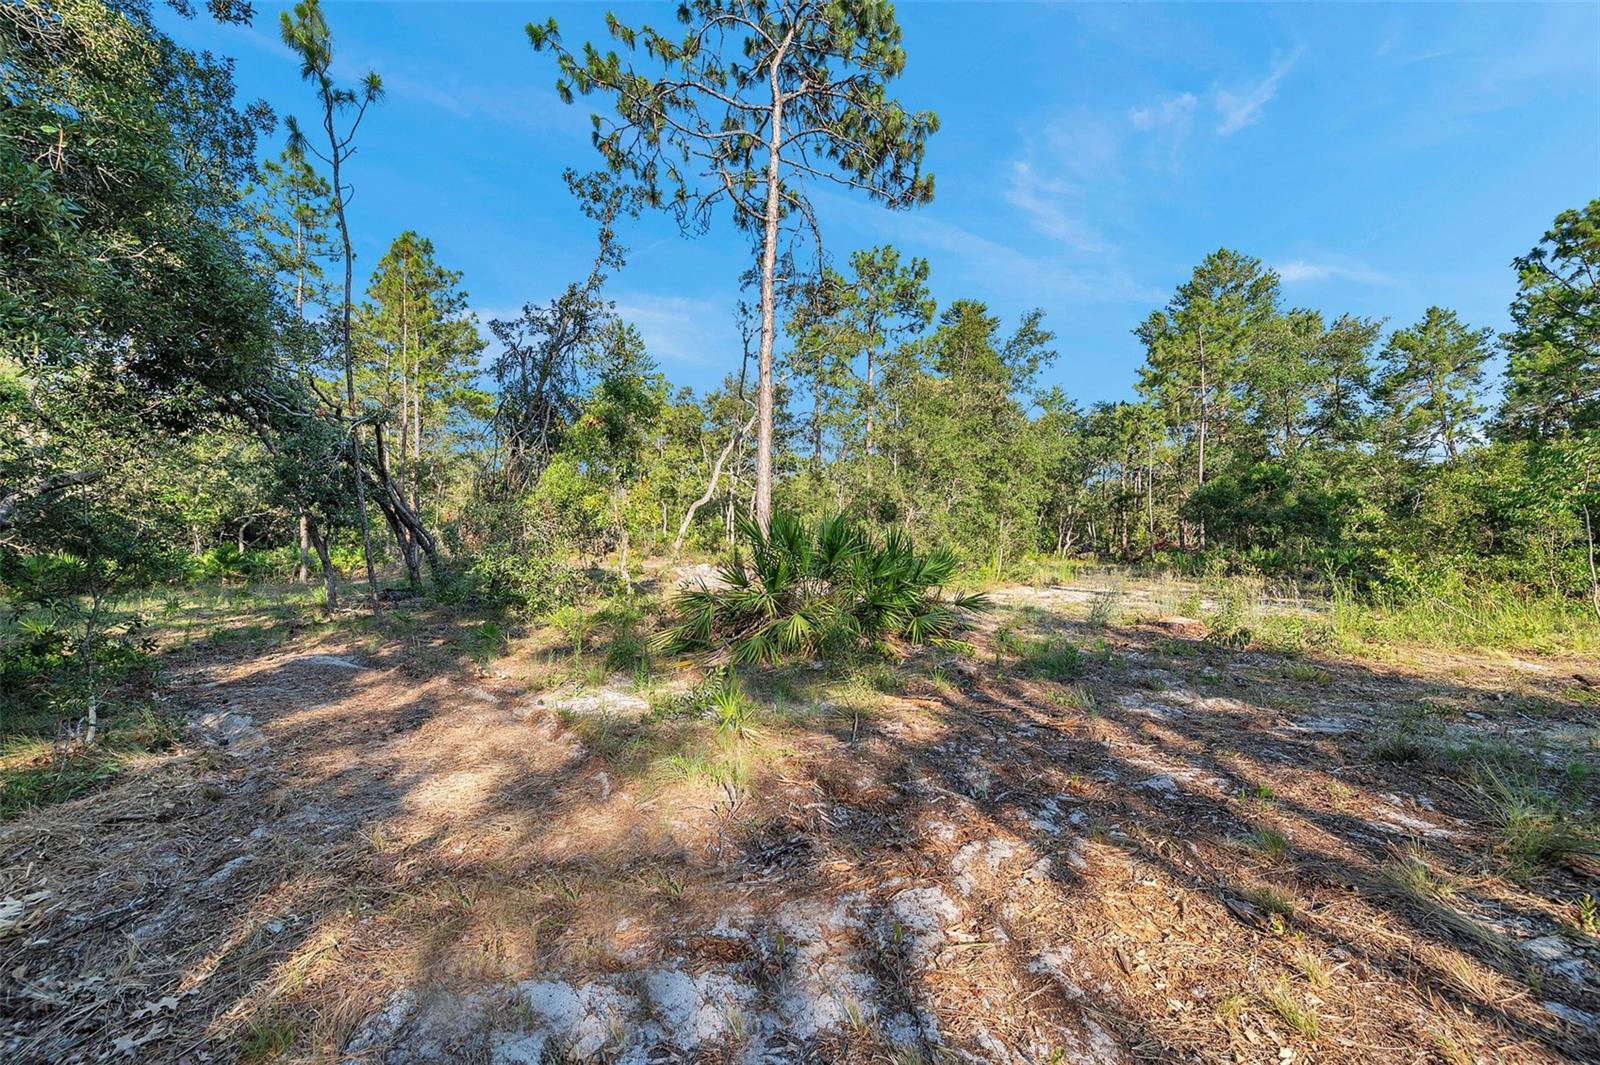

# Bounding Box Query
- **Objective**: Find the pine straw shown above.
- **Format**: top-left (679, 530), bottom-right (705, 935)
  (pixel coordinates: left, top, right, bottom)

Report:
top-left (2, 598), bottom-right (1597, 1063)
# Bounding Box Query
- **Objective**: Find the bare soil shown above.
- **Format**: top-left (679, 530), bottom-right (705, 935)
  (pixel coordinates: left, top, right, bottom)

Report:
top-left (2, 581), bottom-right (1597, 1064)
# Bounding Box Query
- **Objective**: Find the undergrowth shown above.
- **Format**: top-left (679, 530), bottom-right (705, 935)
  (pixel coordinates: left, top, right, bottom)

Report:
top-left (0, 707), bottom-right (181, 821)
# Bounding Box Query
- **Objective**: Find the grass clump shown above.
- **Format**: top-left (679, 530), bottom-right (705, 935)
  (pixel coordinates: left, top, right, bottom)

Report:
top-left (1, 707), bottom-right (180, 822)
top-left (658, 512), bottom-right (988, 665)
top-left (1241, 883), bottom-right (1297, 919)
top-left (1019, 636), bottom-right (1084, 680)
top-left (1049, 682), bottom-right (1094, 711)
top-left (1264, 979), bottom-right (1319, 1040)
top-left (1475, 762), bottom-right (1599, 877)
top-left (1367, 702), bottom-right (1445, 764)
top-left (1250, 827), bottom-right (1289, 862)
top-left (1382, 842), bottom-right (1456, 901)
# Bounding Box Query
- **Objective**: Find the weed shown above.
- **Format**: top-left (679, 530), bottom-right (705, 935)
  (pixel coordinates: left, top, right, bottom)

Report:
top-left (1021, 636), bottom-right (1084, 680)
top-left (1383, 842), bottom-right (1455, 900)
top-left (1367, 702), bottom-right (1447, 764)
top-left (712, 672), bottom-right (755, 738)
top-left (1049, 682), bottom-right (1094, 711)
top-left (1250, 828), bottom-right (1289, 862)
top-left (1567, 893), bottom-right (1599, 935)
top-left (1265, 979), bottom-right (1319, 1040)
top-left (1214, 992), bottom-right (1249, 1027)
top-left (1086, 587), bottom-right (1123, 628)
top-left (464, 620), bottom-right (506, 671)
top-left (1430, 1032), bottom-right (1475, 1065)
top-left (1242, 883), bottom-right (1297, 918)
top-left (924, 665), bottom-right (957, 695)
top-left (1284, 663), bottom-right (1332, 685)
top-left (1295, 949), bottom-right (1331, 989)
top-left (1475, 762), bottom-right (1599, 877)
top-left (238, 1012), bottom-right (300, 1061)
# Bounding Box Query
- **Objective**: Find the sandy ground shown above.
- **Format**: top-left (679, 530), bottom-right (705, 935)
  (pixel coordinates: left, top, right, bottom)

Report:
top-left (2, 585), bottom-right (1597, 1063)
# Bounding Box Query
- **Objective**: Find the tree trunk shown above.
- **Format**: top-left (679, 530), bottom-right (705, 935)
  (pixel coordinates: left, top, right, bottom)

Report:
top-left (674, 411), bottom-right (756, 556)
top-left (373, 422), bottom-right (422, 586)
top-left (1146, 439), bottom-right (1156, 560)
top-left (297, 512), bottom-right (311, 583)
top-left (753, 59), bottom-right (787, 533)
top-left (1585, 501), bottom-right (1600, 623)
top-left (308, 521), bottom-right (338, 611)
top-left (864, 346), bottom-right (875, 457)
top-left (325, 106), bottom-right (382, 615)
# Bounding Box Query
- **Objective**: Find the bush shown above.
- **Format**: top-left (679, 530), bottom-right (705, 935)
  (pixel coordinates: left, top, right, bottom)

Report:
top-left (658, 512), bottom-right (989, 664)
top-left (449, 497), bottom-right (580, 617)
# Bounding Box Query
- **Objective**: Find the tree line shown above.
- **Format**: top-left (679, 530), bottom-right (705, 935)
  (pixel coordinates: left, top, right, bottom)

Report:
top-left (2, 0), bottom-right (1596, 731)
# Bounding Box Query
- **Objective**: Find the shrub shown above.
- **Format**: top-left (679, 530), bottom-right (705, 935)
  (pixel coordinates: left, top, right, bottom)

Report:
top-left (658, 512), bottom-right (989, 664)
top-left (450, 497), bottom-right (579, 617)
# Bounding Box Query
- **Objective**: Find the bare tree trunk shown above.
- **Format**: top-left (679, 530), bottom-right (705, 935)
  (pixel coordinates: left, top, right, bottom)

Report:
top-left (369, 423), bottom-right (444, 581)
top-left (1146, 439), bottom-right (1156, 560)
top-left (674, 411), bottom-right (757, 556)
top-left (1585, 502), bottom-right (1600, 623)
top-left (297, 512), bottom-right (311, 583)
top-left (373, 422), bottom-right (422, 586)
top-left (1196, 337), bottom-right (1207, 549)
top-left (864, 346), bottom-right (875, 457)
top-left (614, 486), bottom-right (631, 585)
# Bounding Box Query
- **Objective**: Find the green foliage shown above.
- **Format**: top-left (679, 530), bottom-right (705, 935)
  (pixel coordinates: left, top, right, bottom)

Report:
top-left (709, 671), bottom-right (754, 737)
top-left (1375, 307), bottom-right (1491, 462)
top-left (659, 512), bottom-right (988, 664)
top-left (1332, 569), bottom-right (1600, 655)
top-left (1, 707), bottom-right (179, 821)
top-left (450, 496), bottom-right (579, 617)
top-left (1500, 199), bottom-right (1600, 440)
top-left (1013, 635), bottom-right (1084, 680)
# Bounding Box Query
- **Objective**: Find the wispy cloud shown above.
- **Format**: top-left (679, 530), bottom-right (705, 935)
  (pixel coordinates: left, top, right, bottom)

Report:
top-left (1003, 160), bottom-right (1109, 254)
top-left (875, 209), bottom-right (1157, 306)
top-left (611, 293), bottom-right (731, 367)
top-left (1275, 258), bottom-right (1391, 286)
top-left (377, 70), bottom-right (589, 136)
top-left (1214, 48), bottom-right (1303, 135)
top-left (1130, 92), bottom-right (1198, 131)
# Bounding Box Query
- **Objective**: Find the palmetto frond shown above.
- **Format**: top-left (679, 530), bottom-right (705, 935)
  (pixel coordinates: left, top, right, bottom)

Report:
top-left (660, 511), bottom-right (988, 663)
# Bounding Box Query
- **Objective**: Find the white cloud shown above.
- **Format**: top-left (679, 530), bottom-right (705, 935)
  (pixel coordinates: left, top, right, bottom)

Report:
top-left (1214, 48), bottom-right (1304, 135)
top-left (1003, 160), bottom-right (1109, 254)
top-left (611, 293), bottom-right (730, 367)
top-left (872, 209), bottom-right (1158, 306)
top-left (1275, 259), bottom-right (1391, 285)
top-left (1130, 92), bottom-right (1198, 130)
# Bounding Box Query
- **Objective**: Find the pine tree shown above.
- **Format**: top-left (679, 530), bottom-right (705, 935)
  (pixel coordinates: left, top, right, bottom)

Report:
top-left (252, 146), bottom-right (339, 323)
top-left (1136, 250), bottom-right (1279, 544)
top-left (1376, 307), bottom-right (1490, 462)
top-left (1500, 200), bottom-right (1600, 440)
top-left (280, 0), bottom-right (386, 612)
top-left (528, 0), bottom-right (938, 530)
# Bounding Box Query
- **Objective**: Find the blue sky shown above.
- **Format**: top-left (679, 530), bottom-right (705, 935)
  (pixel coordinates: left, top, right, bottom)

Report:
top-left (162, 2), bottom-right (1600, 404)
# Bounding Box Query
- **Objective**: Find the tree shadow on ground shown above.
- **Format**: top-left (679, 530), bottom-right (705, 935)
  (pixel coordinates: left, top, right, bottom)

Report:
top-left (1, 597), bottom-right (1596, 1063)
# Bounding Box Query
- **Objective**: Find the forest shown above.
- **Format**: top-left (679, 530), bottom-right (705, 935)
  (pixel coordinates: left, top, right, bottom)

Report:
top-left (2, 1), bottom-right (1599, 1063)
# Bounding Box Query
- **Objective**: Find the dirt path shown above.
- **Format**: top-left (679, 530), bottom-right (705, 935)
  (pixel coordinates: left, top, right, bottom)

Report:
top-left (2, 597), bottom-right (1597, 1063)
